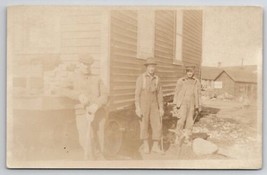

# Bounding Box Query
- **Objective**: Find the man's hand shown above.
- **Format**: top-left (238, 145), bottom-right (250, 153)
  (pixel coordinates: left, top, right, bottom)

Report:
top-left (79, 94), bottom-right (88, 105)
top-left (135, 107), bottom-right (142, 118)
top-left (159, 108), bottom-right (164, 117)
top-left (87, 104), bottom-right (98, 115)
top-left (86, 113), bottom-right (94, 122)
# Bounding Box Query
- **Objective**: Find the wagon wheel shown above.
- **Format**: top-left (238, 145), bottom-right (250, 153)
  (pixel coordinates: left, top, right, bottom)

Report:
top-left (104, 120), bottom-right (123, 157)
top-left (128, 119), bottom-right (140, 139)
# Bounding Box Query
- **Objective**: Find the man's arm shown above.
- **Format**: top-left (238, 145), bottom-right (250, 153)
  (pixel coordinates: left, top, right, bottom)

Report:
top-left (87, 78), bottom-right (108, 115)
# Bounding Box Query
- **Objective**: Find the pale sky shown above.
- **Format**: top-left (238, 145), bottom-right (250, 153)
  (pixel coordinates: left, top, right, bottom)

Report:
top-left (202, 7), bottom-right (262, 67)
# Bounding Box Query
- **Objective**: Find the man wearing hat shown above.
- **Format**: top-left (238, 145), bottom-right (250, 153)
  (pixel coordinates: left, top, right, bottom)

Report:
top-left (173, 65), bottom-right (201, 144)
top-left (59, 54), bottom-right (108, 160)
top-left (135, 57), bottom-right (164, 154)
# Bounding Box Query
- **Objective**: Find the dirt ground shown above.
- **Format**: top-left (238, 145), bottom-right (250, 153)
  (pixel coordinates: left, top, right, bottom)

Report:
top-left (11, 98), bottom-right (260, 161)
top-left (140, 98), bottom-right (260, 160)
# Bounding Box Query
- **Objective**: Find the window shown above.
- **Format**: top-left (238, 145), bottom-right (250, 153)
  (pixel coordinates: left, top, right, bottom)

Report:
top-left (174, 10), bottom-right (183, 64)
top-left (137, 10), bottom-right (155, 59)
top-left (214, 81), bottom-right (223, 89)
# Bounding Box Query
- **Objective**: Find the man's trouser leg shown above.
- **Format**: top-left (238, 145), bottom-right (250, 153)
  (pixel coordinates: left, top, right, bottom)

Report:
top-left (184, 105), bottom-right (195, 138)
top-left (140, 110), bottom-right (149, 140)
top-left (150, 103), bottom-right (161, 141)
top-left (176, 103), bottom-right (188, 132)
top-left (91, 108), bottom-right (106, 154)
top-left (150, 103), bottom-right (164, 153)
top-left (140, 108), bottom-right (150, 153)
top-left (75, 114), bottom-right (93, 160)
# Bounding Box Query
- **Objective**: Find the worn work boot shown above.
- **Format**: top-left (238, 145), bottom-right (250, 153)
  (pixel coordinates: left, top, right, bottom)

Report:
top-left (143, 140), bottom-right (150, 154)
top-left (151, 141), bottom-right (164, 154)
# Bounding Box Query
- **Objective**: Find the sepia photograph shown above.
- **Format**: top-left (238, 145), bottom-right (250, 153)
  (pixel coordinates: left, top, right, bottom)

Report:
top-left (6, 6), bottom-right (262, 169)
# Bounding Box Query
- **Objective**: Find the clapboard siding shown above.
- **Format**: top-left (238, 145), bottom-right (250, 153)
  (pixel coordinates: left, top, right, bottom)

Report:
top-left (110, 10), bottom-right (141, 110)
top-left (154, 10), bottom-right (184, 95)
top-left (60, 11), bottom-right (103, 74)
top-left (109, 10), bottom-right (203, 111)
top-left (182, 10), bottom-right (203, 78)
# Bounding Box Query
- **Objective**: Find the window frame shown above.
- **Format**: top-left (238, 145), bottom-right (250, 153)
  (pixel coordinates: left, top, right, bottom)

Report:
top-left (136, 10), bottom-right (155, 60)
top-left (173, 10), bottom-right (183, 65)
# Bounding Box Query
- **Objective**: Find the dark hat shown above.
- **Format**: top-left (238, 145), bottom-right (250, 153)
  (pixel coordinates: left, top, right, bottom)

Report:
top-left (144, 57), bottom-right (157, 66)
top-left (185, 65), bottom-right (196, 72)
top-left (79, 54), bottom-right (94, 65)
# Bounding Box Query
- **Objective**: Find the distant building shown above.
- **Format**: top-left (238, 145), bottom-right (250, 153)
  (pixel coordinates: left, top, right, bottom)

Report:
top-left (214, 67), bottom-right (257, 100)
top-left (201, 66), bottom-right (223, 90)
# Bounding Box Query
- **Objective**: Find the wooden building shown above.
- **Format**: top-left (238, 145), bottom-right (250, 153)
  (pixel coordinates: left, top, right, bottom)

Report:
top-left (201, 66), bottom-right (223, 90)
top-left (9, 7), bottom-right (203, 111)
top-left (8, 7), bottom-right (203, 158)
top-left (109, 10), bottom-right (203, 111)
top-left (214, 68), bottom-right (257, 100)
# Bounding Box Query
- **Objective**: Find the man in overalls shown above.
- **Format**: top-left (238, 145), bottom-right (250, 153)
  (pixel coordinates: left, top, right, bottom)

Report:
top-left (60, 54), bottom-right (108, 160)
top-left (173, 65), bottom-right (201, 144)
top-left (135, 57), bottom-right (164, 154)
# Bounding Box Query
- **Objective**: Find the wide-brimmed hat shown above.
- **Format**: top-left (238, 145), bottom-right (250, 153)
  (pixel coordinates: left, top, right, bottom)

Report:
top-left (144, 57), bottom-right (157, 66)
top-left (79, 54), bottom-right (94, 65)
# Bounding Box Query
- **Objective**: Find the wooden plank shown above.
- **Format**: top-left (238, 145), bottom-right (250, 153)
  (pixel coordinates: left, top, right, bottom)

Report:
top-left (155, 29), bottom-right (175, 41)
top-left (112, 12), bottom-right (137, 26)
top-left (155, 44), bottom-right (174, 53)
top-left (155, 20), bottom-right (174, 32)
top-left (111, 30), bottom-right (137, 42)
top-left (111, 60), bottom-right (141, 68)
top-left (155, 37), bottom-right (173, 48)
top-left (183, 34), bottom-right (202, 44)
top-left (111, 65), bottom-right (141, 72)
top-left (111, 72), bottom-right (139, 79)
top-left (112, 46), bottom-right (137, 55)
top-left (112, 38), bottom-right (137, 48)
top-left (111, 68), bottom-right (142, 76)
top-left (112, 42), bottom-right (137, 52)
top-left (111, 16), bottom-right (138, 31)
top-left (154, 50), bottom-right (173, 58)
